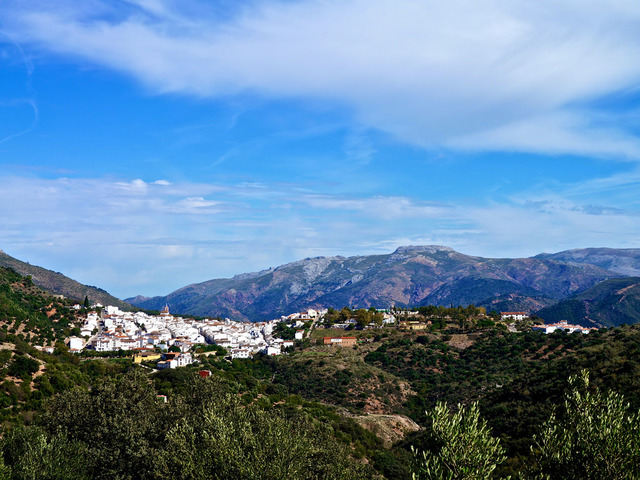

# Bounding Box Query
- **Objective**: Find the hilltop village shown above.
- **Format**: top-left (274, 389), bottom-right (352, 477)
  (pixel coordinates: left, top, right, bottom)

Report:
top-left (62, 303), bottom-right (596, 371)
top-left (66, 305), bottom-right (326, 364)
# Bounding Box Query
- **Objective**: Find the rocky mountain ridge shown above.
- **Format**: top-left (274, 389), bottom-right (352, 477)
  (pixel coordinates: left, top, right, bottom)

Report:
top-left (535, 247), bottom-right (640, 277)
top-left (127, 245), bottom-right (626, 321)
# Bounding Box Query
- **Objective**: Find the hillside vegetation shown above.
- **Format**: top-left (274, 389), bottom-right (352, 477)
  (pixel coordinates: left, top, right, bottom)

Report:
top-left (0, 268), bottom-right (640, 478)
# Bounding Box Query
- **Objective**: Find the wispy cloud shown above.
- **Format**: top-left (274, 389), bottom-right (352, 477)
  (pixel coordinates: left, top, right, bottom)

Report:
top-left (4, 0), bottom-right (640, 158)
top-left (1, 174), bottom-right (638, 297)
top-left (0, 37), bottom-right (38, 145)
top-left (302, 194), bottom-right (448, 219)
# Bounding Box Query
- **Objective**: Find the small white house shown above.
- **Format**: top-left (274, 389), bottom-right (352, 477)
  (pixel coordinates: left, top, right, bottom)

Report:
top-left (157, 352), bottom-right (193, 369)
top-left (231, 348), bottom-right (252, 359)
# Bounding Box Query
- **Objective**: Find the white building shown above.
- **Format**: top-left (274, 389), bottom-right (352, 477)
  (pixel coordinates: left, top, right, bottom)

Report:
top-left (157, 352), bottom-right (193, 369)
top-left (501, 312), bottom-right (528, 321)
top-left (68, 337), bottom-right (84, 350)
top-left (533, 320), bottom-right (597, 334)
top-left (231, 348), bottom-right (252, 359)
top-left (264, 345), bottom-right (281, 356)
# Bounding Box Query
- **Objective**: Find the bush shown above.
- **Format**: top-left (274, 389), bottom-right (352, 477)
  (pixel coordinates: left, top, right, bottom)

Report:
top-left (8, 357), bottom-right (39, 378)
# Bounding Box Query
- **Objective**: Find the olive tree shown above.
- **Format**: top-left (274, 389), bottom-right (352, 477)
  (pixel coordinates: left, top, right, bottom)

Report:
top-left (412, 401), bottom-right (506, 480)
top-left (157, 385), bottom-right (373, 480)
top-left (530, 370), bottom-right (640, 480)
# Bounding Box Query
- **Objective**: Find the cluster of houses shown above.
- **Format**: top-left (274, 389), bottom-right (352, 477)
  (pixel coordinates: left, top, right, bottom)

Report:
top-left (67, 305), bottom-right (327, 366)
top-left (63, 302), bottom-right (598, 372)
top-left (500, 312), bottom-right (528, 321)
top-left (499, 312), bottom-right (598, 334)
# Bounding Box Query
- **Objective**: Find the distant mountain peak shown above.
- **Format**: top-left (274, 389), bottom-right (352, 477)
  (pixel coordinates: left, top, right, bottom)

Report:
top-left (393, 245), bottom-right (455, 255)
top-left (232, 268), bottom-right (276, 281)
top-left (387, 245), bottom-right (457, 263)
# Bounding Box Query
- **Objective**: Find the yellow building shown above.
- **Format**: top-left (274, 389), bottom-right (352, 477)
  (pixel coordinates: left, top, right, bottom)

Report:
top-left (133, 352), bottom-right (162, 363)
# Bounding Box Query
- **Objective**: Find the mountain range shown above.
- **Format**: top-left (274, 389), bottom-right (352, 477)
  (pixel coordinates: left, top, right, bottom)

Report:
top-left (126, 245), bottom-right (639, 322)
top-left (3, 244), bottom-right (639, 325)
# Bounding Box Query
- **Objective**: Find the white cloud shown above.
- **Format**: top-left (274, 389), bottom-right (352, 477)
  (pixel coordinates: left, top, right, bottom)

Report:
top-left (174, 196), bottom-right (221, 211)
top-left (5, 0), bottom-right (640, 158)
top-left (450, 111), bottom-right (640, 160)
top-left (1, 174), bottom-right (639, 297)
top-left (302, 194), bottom-right (448, 219)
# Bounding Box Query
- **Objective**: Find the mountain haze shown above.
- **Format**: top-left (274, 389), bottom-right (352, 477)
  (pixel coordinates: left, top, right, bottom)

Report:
top-left (127, 246), bottom-right (621, 321)
top-left (535, 248), bottom-right (640, 276)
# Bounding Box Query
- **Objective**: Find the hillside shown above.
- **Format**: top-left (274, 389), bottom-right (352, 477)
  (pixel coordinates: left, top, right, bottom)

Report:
top-left (536, 277), bottom-right (640, 327)
top-left (2, 266), bottom-right (640, 478)
top-left (127, 245), bottom-right (620, 321)
top-left (0, 249), bottom-right (130, 310)
top-left (0, 266), bottom-right (85, 348)
top-left (195, 316), bottom-right (640, 478)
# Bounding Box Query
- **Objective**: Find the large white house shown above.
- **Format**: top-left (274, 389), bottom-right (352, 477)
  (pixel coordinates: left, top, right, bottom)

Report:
top-left (157, 352), bottom-right (193, 369)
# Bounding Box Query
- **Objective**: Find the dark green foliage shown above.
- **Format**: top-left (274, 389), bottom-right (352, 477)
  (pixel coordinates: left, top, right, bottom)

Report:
top-left (273, 322), bottom-right (298, 340)
top-left (1, 370), bottom-right (375, 480)
top-left (0, 268), bottom-right (82, 345)
top-left (159, 390), bottom-right (371, 479)
top-left (40, 370), bottom-right (166, 479)
top-left (0, 426), bottom-right (88, 480)
top-left (410, 372), bottom-right (640, 480)
top-left (529, 371), bottom-right (640, 479)
top-left (412, 402), bottom-right (506, 480)
top-left (7, 356), bottom-right (39, 379)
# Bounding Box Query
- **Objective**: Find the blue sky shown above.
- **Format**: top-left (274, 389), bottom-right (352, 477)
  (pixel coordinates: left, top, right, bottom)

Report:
top-left (1, 0), bottom-right (640, 298)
